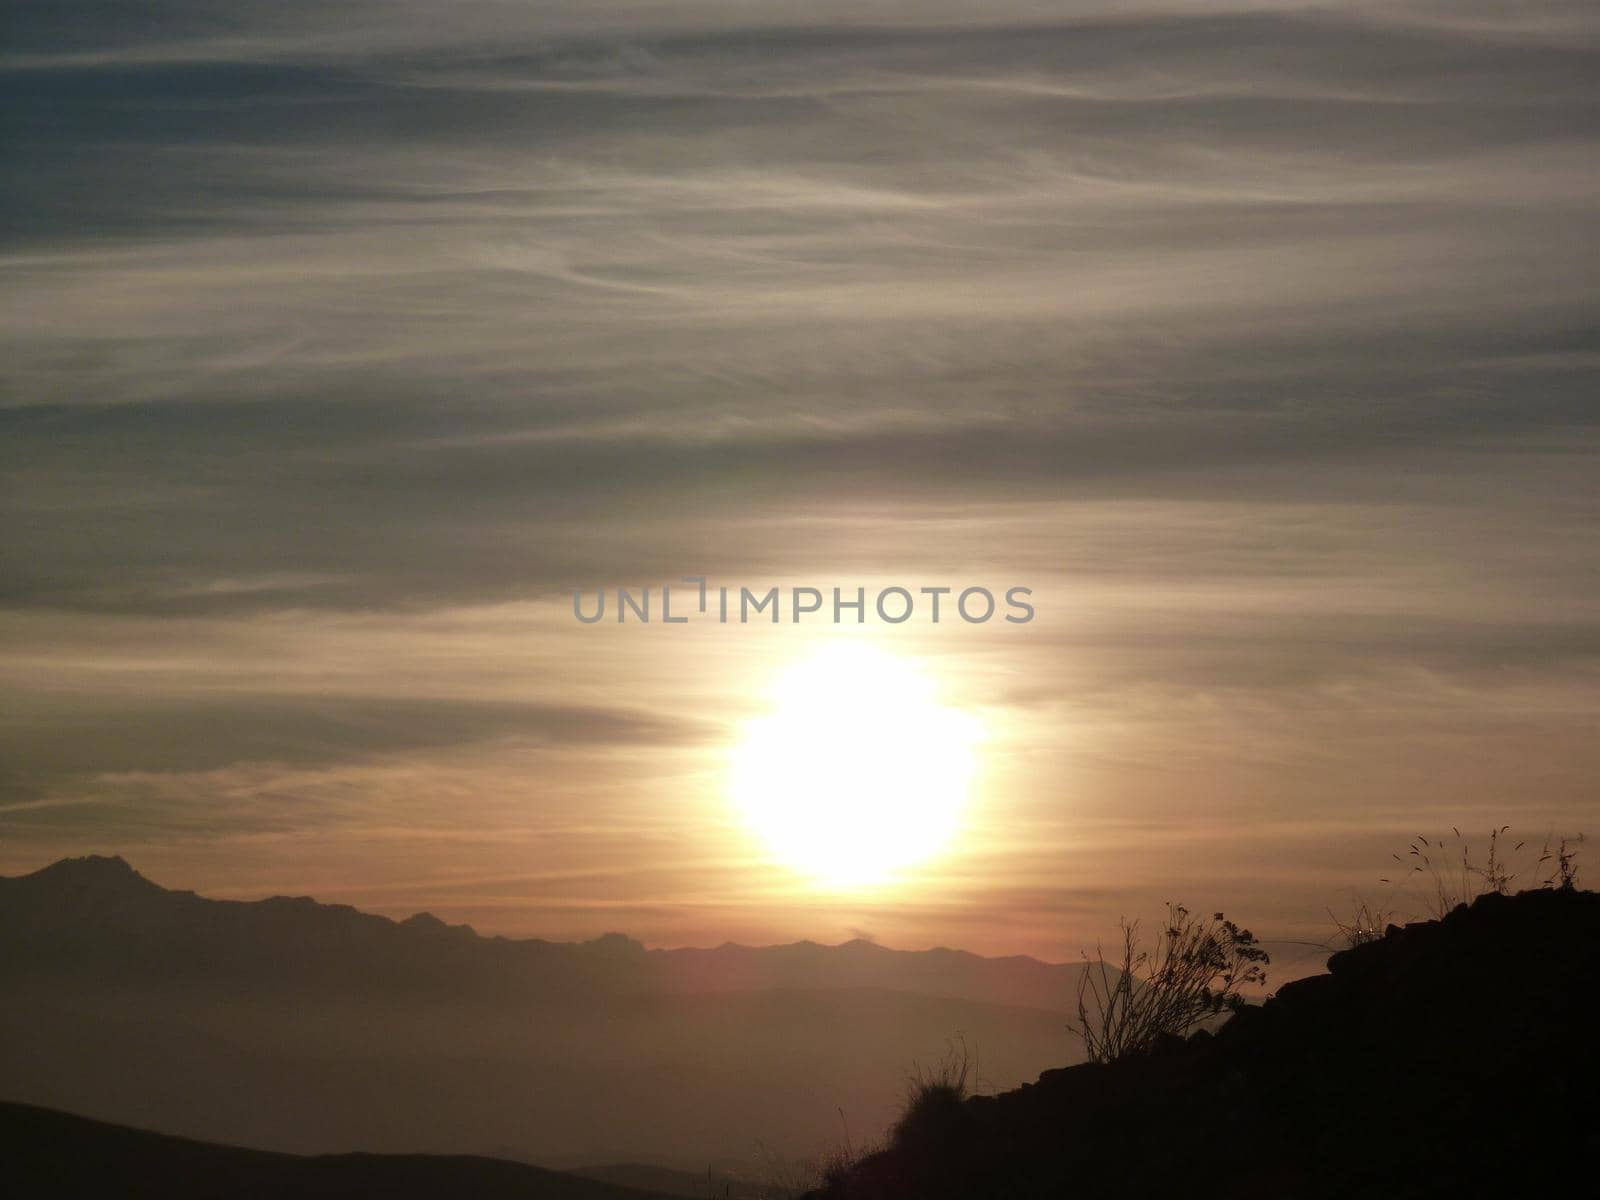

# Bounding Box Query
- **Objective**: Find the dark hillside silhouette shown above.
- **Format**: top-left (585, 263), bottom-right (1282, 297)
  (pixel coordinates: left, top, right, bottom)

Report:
top-left (0, 1101), bottom-right (677, 1200)
top-left (805, 886), bottom-right (1600, 1199)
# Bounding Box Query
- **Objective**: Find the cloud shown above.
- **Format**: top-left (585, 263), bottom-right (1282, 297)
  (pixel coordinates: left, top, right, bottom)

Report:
top-left (1, 1), bottom-right (1596, 948)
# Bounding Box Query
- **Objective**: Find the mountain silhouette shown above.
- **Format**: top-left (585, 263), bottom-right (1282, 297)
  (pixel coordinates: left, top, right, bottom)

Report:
top-left (0, 855), bottom-right (1089, 1171)
top-left (804, 885), bottom-right (1600, 1199)
top-left (0, 1100), bottom-right (678, 1200)
top-left (0, 855), bottom-right (1083, 1007)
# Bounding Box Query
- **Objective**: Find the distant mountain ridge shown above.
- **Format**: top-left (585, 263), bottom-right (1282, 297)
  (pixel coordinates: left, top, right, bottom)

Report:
top-left (0, 854), bottom-right (1090, 1169)
top-left (0, 854), bottom-right (1084, 1009)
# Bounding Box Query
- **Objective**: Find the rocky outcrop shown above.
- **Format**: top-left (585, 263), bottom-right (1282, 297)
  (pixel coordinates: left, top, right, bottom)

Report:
top-left (811, 887), bottom-right (1600, 1199)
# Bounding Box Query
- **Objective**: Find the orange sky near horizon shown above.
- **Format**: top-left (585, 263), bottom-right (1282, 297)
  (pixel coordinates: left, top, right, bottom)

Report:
top-left (4, 543), bottom-right (1593, 981)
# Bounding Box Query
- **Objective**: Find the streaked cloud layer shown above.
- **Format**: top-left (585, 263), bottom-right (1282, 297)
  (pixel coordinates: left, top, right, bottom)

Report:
top-left (2, 2), bottom-right (1596, 959)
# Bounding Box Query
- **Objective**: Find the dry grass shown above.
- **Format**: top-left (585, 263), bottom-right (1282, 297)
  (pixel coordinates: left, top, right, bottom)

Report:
top-left (1328, 896), bottom-right (1399, 948)
top-left (1382, 827), bottom-right (1586, 918)
top-left (893, 1036), bottom-right (973, 1144)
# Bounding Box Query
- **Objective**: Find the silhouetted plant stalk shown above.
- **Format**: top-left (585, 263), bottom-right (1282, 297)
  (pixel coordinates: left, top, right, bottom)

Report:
top-left (1073, 904), bottom-right (1268, 1064)
top-left (1329, 897), bottom-right (1398, 948)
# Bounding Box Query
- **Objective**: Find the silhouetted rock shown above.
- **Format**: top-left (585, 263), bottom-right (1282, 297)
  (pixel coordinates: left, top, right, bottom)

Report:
top-left (807, 887), bottom-right (1600, 1200)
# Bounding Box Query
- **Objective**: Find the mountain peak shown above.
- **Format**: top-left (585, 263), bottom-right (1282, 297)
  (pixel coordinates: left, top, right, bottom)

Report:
top-left (585, 931), bottom-right (646, 956)
top-left (400, 911), bottom-right (478, 939)
top-left (24, 854), bottom-right (159, 891)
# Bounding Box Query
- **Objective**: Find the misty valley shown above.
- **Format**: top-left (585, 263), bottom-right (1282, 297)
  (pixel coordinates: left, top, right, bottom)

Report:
top-left (1, 857), bottom-right (1081, 1174)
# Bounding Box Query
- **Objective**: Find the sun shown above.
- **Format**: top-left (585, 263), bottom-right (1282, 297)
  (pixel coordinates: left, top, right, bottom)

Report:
top-left (729, 643), bottom-right (980, 887)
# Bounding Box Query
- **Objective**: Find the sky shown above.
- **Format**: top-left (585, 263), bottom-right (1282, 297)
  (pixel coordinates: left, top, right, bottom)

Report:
top-left (2, 1), bottom-right (1596, 969)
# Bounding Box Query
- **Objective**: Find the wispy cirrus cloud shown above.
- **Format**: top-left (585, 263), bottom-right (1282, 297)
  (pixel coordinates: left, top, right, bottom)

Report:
top-left (2, 1), bottom-right (1596, 951)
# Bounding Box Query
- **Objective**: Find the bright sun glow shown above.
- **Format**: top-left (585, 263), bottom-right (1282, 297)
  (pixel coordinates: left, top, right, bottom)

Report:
top-left (730, 644), bottom-right (980, 887)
